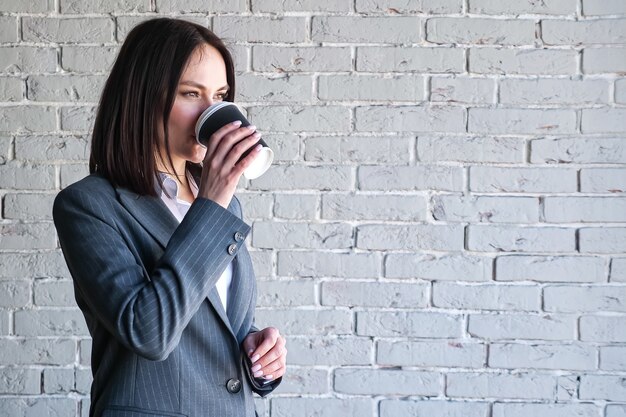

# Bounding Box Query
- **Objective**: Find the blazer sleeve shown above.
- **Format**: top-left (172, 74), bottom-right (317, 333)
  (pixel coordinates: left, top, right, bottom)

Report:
top-left (53, 187), bottom-right (251, 361)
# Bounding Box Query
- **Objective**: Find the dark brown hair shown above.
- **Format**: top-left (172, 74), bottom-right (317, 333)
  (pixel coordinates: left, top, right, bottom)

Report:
top-left (89, 17), bottom-right (236, 196)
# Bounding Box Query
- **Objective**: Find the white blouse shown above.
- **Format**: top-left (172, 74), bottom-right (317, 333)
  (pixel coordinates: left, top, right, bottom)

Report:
top-left (157, 172), bottom-right (232, 312)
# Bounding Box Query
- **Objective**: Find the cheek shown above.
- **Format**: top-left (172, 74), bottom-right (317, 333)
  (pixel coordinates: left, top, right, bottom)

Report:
top-left (170, 102), bottom-right (203, 132)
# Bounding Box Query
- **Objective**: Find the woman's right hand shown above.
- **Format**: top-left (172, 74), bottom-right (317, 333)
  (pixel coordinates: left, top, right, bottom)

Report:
top-left (197, 120), bottom-right (262, 209)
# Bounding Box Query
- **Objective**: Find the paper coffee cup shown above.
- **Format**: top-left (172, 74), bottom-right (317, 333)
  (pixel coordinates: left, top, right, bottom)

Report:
top-left (194, 102), bottom-right (273, 180)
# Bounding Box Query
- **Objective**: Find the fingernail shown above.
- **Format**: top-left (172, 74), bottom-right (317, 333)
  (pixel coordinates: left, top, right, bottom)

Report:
top-left (246, 125), bottom-right (256, 131)
top-left (231, 120), bottom-right (242, 126)
top-left (255, 144), bottom-right (262, 152)
top-left (251, 354), bottom-right (260, 363)
top-left (251, 364), bottom-right (261, 372)
top-left (248, 349), bottom-right (254, 355)
top-left (264, 375), bottom-right (273, 380)
top-left (252, 132), bottom-right (261, 138)
top-left (253, 370), bottom-right (263, 378)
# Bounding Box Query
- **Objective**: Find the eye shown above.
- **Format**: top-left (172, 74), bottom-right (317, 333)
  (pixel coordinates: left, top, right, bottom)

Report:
top-left (182, 91), bottom-right (200, 98)
top-left (215, 92), bottom-right (227, 100)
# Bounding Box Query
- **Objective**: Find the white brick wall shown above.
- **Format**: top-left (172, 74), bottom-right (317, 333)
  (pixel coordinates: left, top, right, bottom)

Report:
top-left (0, 0), bottom-right (625, 416)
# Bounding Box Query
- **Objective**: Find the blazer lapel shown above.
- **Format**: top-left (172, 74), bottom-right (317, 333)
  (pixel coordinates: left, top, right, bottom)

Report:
top-left (114, 183), bottom-right (240, 341)
top-left (115, 187), bottom-right (179, 249)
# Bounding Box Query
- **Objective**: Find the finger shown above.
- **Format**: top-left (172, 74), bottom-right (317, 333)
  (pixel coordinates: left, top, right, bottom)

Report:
top-left (250, 342), bottom-right (286, 372)
top-left (209, 125), bottom-right (257, 169)
top-left (249, 329), bottom-right (281, 364)
top-left (256, 351), bottom-right (287, 378)
top-left (203, 120), bottom-right (243, 158)
top-left (223, 131), bottom-right (262, 170)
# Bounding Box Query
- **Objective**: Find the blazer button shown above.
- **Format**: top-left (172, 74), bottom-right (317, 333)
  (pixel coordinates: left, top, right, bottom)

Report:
top-left (226, 378), bottom-right (242, 393)
top-left (227, 243), bottom-right (237, 255)
top-left (234, 231), bottom-right (244, 242)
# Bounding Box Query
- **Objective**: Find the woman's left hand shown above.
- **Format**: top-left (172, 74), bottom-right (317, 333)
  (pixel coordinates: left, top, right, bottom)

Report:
top-left (242, 327), bottom-right (287, 382)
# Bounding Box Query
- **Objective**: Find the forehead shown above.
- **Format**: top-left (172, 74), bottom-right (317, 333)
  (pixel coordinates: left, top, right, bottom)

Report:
top-left (181, 44), bottom-right (227, 84)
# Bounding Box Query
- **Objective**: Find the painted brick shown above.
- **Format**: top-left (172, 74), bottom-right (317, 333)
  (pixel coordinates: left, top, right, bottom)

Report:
top-left (580, 168), bottom-right (626, 193)
top-left (14, 309), bottom-right (89, 336)
top-left (489, 343), bottom-right (597, 370)
top-left (312, 16), bottom-right (423, 43)
top-left (447, 372), bottom-right (556, 399)
top-left (377, 340), bottom-right (485, 367)
top-left (15, 135), bottom-right (89, 161)
top-left (548, 196), bottom-right (626, 222)
top-left (61, 46), bottom-right (119, 73)
top-left (253, 221), bottom-right (353, 249)
top-left (0, 368), bottom-right (40, 394)
top-left (531, 137), bottom-right (626, 164)
top-left (580, 227), bottom-right (626, 254)
top-left (304, 136), bottom-right (411, 164)
top-left (0, 222), bottom-right (57, 250)
top-left (256, 279), bottom-right (316, 307)
top-left (253, 0), bottom-right (349, 12)
top-left (356, 105), bottom-right (466, 133)
top-left (22, 17), bottom-right (114, 43)
top-left (431, 76), bottom-right (495, 103)
top-left (273, 193), bottom-right (317, 220)
top-left (358, 46), bottom-right (465, 73)
top-left (580, 315), bottom-right (626, 342)
top-left (252, 46), bottom-right (352, 73)
top-left (428, 18), bottom-right (536, 45)
top-left (272, 398), bottom-right (373, 417)
top-left (356, 0), bottom-right (462, 14)
top-left (0, 398), bottom-right (77, 416)
top-left (319, 74), bottom-right (425, 102)
top-left (358, 224), bottom-right (465, 251)
top-left (543, 19), bottom-right (626, 45)
top-left (470, 166), bottom-right (577, 192)
top-left (356, 311), bottom-right (463, 338)
top-left (214, 16), bottom-right (306, 43)
top-left (249, 165), bottom-right (351, 191)
top-left (278, 251), bottom-right (381, 278)
top-left (335, 368), bottom-right (441, 395)
top-left (600, 346), bottom-right (626, 371)
top-left (582, 108), bottom-right (626, 133)
top-left (358, 165), bottom-right (464, 191)
top-left (0, 338), bottom-right (74, 366)
top-left (433, 282), bottom-right (541, 311)
top-left (500, 78), bottom-right (609, 105)
top-left (470, 0), bottom-right (576, 14)
top-left (321, 281), bottom-right (429, 308)
top-left (493, 403), bottom-right (600, 417)
top-left (583, 0), bottom-right (626, 15)
top-left (0, 280), bottom-right (30, 307)
top-left (583, 48), bottom-right (626, 73)
top-left (247, 105), bottom-right (350, 132)
top-left (432, 195), bottom-right (539, 223)
top-left (468, 225), bottom-right (576, 253)
top-left (386, 253), bottom-right (492, 281)
top-left (470, 48), bottom-right (578, 75)
top-left (322, 193), bottom-right (428, 221)
top-left (157, 0), bottom-right (246, 13)
top-left (254, 309), bottom-right (353, 335)
top-left (580, 375), bottom-right (626, 401)
top-left (496, 255), bottom-right (607, 282)
top-left (469, 313), bottom-right (576, 340)
top-left (380, 400), bottom-right (489, 417)
top-left (286, 336), bottom-right (372, 365)
top-left (418, 136), bottom-right (525, 163)
top-left (469, 108), bottom-right (577, 134)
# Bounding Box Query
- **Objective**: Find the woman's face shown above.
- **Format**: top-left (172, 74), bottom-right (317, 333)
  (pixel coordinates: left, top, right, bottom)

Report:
top-left (160, 44), bottom-right (229, 166)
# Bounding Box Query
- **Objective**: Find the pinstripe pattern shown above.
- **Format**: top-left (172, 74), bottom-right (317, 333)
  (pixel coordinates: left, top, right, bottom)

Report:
top-left (52, 173), bottom-right (280, 417)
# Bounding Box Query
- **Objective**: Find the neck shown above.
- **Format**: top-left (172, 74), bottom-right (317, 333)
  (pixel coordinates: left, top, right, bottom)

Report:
top-left (156, 154), bottom-right (188, 186)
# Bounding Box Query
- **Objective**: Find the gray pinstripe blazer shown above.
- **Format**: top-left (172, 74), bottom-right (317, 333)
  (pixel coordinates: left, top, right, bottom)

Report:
top-left (52, 173), bottom-right (281, 417)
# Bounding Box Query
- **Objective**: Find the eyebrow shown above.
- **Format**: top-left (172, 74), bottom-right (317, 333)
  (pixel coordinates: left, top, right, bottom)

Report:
top-left (179, 80), bottom-right (230, 91)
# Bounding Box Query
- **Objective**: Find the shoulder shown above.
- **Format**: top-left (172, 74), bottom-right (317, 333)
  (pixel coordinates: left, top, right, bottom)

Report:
top-left (53, 173), bottom-right (117, 216)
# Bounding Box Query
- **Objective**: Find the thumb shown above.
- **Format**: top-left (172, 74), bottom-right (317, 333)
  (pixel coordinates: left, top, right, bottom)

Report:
top-left (241, 332), bottom-right (259, 356)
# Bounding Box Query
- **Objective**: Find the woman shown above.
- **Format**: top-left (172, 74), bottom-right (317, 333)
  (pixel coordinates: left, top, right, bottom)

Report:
top-left (52, 18), bottom-right (286, 417)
